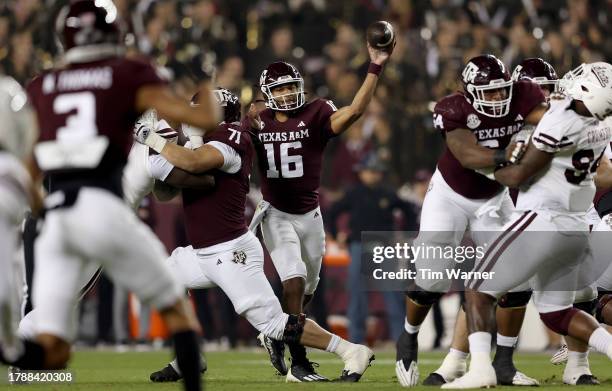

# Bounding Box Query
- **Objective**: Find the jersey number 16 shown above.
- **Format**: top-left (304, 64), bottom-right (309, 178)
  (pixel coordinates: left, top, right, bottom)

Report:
top-left (264, 142), bottom-right (304, 178)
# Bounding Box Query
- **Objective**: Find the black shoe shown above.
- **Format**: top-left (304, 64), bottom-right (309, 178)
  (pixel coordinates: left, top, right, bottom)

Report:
top-left (149, 362), bottom-right (206, 382)
top-left (396, 330), bottom-right (418, 362)
top-left (258, 333), bottom-right (287, 376)
top-left (576, 374), bottom-right (600, 385)
top-left (150, 364), bottom-right (182, 382)
top-left (287, 361), bottom-right (328, 382)
top-left (423, 372), bottom-right (446, 385)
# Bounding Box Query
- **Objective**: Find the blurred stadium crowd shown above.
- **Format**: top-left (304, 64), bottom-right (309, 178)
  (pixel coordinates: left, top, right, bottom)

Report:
top-left (2, 0), bottom-right (611, 348)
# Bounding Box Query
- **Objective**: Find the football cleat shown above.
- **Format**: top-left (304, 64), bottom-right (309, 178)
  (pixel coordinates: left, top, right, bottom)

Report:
top-left (509, 371), bottom-right (540, 386)
top-left (286, 361), bottom-right (328, 382)
top-left (149, 359), bottom-right (206, 383)
top-left (257, 333), bottom-right (287, 376)
top-left (563, 365), bottom-right (599, 385)
top-left (396, 359), bottom-right (419, 387)
top-left (441, 366), bottom-right (496, 389)
top-left (550, 343), bottom-right (568, 365)
top-left (423, 350), bottom-right (468, 385)
top-left (337, 344), bottom-right (375, 382)
top-left (150, 364), bottom-right (181, 382)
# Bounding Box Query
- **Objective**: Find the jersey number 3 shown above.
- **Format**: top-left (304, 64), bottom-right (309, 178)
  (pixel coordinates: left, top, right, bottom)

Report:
top-left (54, 92), bottom-right (98, 141)
top-left (264, 142), bottom-right (304, 178)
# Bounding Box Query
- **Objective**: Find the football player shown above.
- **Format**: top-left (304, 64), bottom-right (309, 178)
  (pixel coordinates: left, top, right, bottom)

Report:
top-left (16, 112), bottom-right (216, 345)
top-left (2, 3), bottom-right (221, 391)
top-left (425, 57), bottom-right (563, 388)
top-left (443, 62), bottom-right (612, 389)
top-left (245, 36), bottom-right (393, 382)
top-left (0, 76), bottom-right (40, 364)
top-left (137, 88), bottom-right (375, 382)
top-left (395, 54), bottom-right (549, 387)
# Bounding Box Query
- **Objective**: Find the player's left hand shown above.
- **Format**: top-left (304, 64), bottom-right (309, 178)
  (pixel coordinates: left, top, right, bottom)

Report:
top-left (367, 42), bottom-right (394, 66)
top-left (507, 137), bottom-right (530, 165)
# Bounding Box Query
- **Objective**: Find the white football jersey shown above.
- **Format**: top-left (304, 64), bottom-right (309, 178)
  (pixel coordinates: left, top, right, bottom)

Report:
top-left (516, 96), bottom-right (612, 214)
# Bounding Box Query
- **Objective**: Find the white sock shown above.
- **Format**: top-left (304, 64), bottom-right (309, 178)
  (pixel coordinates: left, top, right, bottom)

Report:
top-left (566, 350), bottom-right (590, 372)
top-left (326, 334), bottom-right (353, 359)
top-left (496, 333), bottom-right (518, 348)
top-left (170, 358), bottom-right (181, 375)
top-left (435, 348), bottom-right (468, 379)
top-left (404, 318), bottom-right (420, 334)
top-left (469, 332), bottom-right (492, 354)
top-left (588, 327), bottom-right (612, 358)
top-left (448, 347), bottom-right (469, 359)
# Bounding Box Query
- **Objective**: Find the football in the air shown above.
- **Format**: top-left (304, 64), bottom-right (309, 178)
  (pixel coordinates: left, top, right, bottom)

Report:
top-left (367, 21), bottom-right (395, 52)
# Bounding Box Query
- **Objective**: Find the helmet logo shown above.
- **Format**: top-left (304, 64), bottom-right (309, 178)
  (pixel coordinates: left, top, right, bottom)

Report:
top-left (462, 62), bottom-right (479, 83)
top-left (592, 65), bottom-right (610, 87)
top-left (466, 114), bottom-right (481, 129)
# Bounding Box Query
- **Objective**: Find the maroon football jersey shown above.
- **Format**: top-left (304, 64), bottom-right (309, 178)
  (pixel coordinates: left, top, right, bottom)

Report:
top-left (433, 81), bottom-right (545, 199)
top-left (182, 122), bottom-right (254, 248)
top-left (26, 56), bottom-right (164, 194)
top-left (256, 98), bottom-right (338, 214)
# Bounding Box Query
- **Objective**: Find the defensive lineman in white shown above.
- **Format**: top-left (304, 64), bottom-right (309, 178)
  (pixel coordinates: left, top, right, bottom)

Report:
top-left (444, 62), bottom-right (612, 389)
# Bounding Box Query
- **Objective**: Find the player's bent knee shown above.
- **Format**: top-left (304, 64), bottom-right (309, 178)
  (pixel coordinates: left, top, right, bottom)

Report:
top-left (405, 290), bottom-right (443, 306)
top-left (539, 307), bottom-right (579, 335)
top-left (596, 294), bottom-right (612, 324)
top-left (498, 291), bottom-right (532, 308)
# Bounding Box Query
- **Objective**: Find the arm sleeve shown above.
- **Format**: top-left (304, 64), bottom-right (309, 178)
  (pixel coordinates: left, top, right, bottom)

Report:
top-left (206, 141), bottom-right (242, 174)
top-left (148, 153), bottom-right (175, 181)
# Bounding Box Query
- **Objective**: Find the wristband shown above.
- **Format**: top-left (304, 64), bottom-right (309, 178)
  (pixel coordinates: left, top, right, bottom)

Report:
top-left (146, 131), bottom-right (168, 154)
top-left (368, 62), bottom-right (383, 76)
top-left (494, 149), bottom-right (507, 166)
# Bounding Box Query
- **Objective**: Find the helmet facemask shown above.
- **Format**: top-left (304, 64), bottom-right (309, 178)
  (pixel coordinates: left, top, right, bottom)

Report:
top-left (466, 80), bottom-right (513, 118)
top-left (261, 78), bottom-right (305, 111)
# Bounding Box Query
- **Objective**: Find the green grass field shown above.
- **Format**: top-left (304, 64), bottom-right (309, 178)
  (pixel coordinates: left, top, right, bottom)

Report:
top-left (1, 349), bottom-right (610, 390)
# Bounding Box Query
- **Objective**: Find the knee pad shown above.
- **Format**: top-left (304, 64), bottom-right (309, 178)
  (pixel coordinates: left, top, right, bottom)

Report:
top-left (539, 307), bottom-right (579, 335)
top-left (283, 313), bottom-right (306, 344)
top-left (595, 294), bottom-right (612, 324)
top-left (498, 291), bottom-right (532, 308)
top-left (405, 290), bottom-right (443, 306)
top-left (573, 299), bottom-right (597, 315)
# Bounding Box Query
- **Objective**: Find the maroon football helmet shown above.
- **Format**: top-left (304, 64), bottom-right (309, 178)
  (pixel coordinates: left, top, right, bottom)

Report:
top-left (55, 0), bottom-right (122, 53)
top-left (259, 62), bottom-right (305, 111)
top-left (461, 54), bottom-right (513, 118)
top-left (512, 58), bottom-right (559, 94)
top-left (191, 88), bottom-right (241, 123)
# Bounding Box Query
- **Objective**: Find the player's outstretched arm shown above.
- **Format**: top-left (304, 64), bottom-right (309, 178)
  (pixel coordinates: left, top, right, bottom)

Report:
top-left (329, 43), bottom-right (392, 135)
top-left (163, 168), bottom-right (216, 189)
top-left (136, 82), bottom-right (221, 133)
top-left (494, 141), bottom-right (553, 187)
top-left (158, 143), bottom-right (225, 174)
top-left (595, 157), bottom-right (612, 189)
top-left (446, 128), bottom-right (514, 170)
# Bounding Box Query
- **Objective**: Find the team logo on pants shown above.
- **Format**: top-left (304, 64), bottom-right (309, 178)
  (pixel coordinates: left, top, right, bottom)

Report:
top-left (233, 250), bottom-right (247, 265)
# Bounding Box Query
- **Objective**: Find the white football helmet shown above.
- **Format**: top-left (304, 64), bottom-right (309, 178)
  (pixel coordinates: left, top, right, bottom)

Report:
top-left (560, 62), bottom-right (612, 120)
top-left (0, 76), bottom-right (38, 160)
